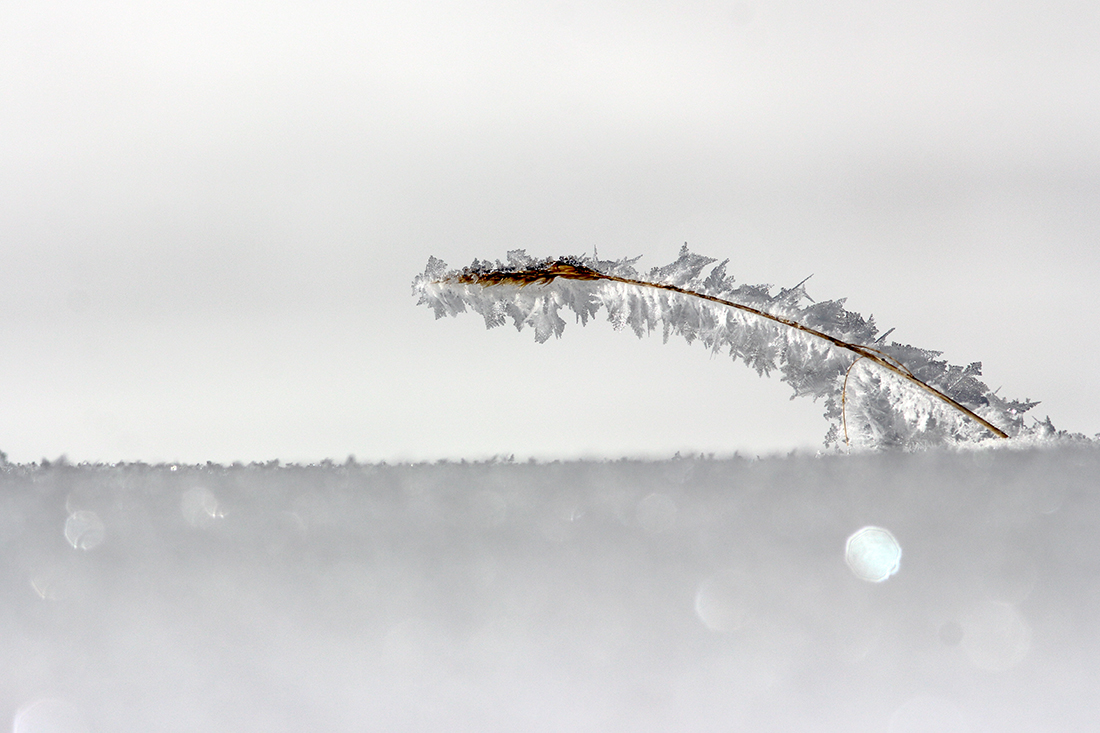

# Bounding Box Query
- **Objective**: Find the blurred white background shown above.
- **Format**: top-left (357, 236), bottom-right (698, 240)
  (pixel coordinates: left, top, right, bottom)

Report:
top-left (2, 0), bottom-right (1097, 463)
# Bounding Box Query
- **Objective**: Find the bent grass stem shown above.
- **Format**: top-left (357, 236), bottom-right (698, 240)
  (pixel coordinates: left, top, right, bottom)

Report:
top-left (453, 260), bottom-right (1009, 440)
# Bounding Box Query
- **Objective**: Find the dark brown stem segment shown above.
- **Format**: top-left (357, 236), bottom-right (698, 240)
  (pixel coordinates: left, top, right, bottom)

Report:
top-left (453, 260), bottom-right (1009, 439)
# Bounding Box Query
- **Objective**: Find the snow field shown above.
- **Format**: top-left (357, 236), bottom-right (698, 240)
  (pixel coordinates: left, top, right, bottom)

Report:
top-left (2, 445), bottom-right (1098, 731)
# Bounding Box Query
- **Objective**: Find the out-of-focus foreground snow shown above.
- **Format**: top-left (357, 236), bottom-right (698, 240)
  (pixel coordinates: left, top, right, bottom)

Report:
top-left (3, 445), bottom-right (1098, 732)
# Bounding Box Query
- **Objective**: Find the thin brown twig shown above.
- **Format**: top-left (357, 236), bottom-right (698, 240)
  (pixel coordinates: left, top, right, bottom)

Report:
top-left (841, 356), bottom-right (866, 449)
top-left (451, 260), bottom-right (1009, 440)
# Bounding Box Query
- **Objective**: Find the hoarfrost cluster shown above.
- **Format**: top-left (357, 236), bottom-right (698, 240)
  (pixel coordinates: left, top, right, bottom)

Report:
top-left (415, 246), bottom-right (1057, 450)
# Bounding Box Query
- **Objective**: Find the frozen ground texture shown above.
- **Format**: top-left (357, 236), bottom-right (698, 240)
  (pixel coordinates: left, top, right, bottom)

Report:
top-left (2, 445), bottom-right (1099, 732)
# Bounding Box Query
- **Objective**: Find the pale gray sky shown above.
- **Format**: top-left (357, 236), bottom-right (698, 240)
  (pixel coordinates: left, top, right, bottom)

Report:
top-left (2, 0), bottom-right (1097, 462)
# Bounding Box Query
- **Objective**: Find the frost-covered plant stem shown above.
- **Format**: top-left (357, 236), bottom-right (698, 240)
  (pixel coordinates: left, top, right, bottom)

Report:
top-left (471, 260), bottom-right (1007, 440)
top-left (415, 246), bottom-right (1039, 449)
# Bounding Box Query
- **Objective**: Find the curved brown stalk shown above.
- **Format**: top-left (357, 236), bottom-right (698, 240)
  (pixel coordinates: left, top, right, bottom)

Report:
top-left (453, 260), bottom-right (1009, 440)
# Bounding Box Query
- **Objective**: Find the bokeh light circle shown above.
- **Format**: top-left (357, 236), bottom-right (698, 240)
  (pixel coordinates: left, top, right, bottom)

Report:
top-left (845, 526), bottom-right (902, 582)
top-left (181, 487), bottom-right (222, 528)
top-left (960, 600), bottom-right (1032, 672)
top-left (63, 511), bottom-right (105, 551)
top-left (13, 698), bottom-right (90, 733)
top-left (694, 572), bottom-right (752, 632)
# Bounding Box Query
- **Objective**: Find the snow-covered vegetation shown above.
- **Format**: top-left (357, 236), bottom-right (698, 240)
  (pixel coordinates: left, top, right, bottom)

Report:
top-left (415, 247), bottom-right (1057, 451)
top-left (4, 446), bottom-right (1099, 731)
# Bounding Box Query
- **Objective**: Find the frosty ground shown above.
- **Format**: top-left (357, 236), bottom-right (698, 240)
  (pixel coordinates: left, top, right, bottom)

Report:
top-left (2, 444), bottom-right (1098, 732)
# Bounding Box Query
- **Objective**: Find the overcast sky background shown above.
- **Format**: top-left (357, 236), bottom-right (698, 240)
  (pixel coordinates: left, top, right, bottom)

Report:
top-left (2, 0), bottom-right (1097, 464)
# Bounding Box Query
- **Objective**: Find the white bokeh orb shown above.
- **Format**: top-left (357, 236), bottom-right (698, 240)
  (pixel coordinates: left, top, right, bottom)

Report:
top-left (63, 510), bottom-right (105, 551)
top-left (845, 526), bottom-right (902, 582)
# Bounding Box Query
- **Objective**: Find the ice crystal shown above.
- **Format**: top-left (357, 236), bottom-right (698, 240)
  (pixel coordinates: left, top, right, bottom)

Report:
top-left (414, 245), bottom-right (1049, 449)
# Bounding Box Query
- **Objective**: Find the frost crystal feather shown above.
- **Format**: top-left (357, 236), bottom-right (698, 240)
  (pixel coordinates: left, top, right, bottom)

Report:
top-left (413, 246), bottom-right (1044, 449)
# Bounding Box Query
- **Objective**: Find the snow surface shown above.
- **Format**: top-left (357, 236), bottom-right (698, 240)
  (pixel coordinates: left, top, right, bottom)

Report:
top-left (3, 445), bottom-right (1099, 732)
